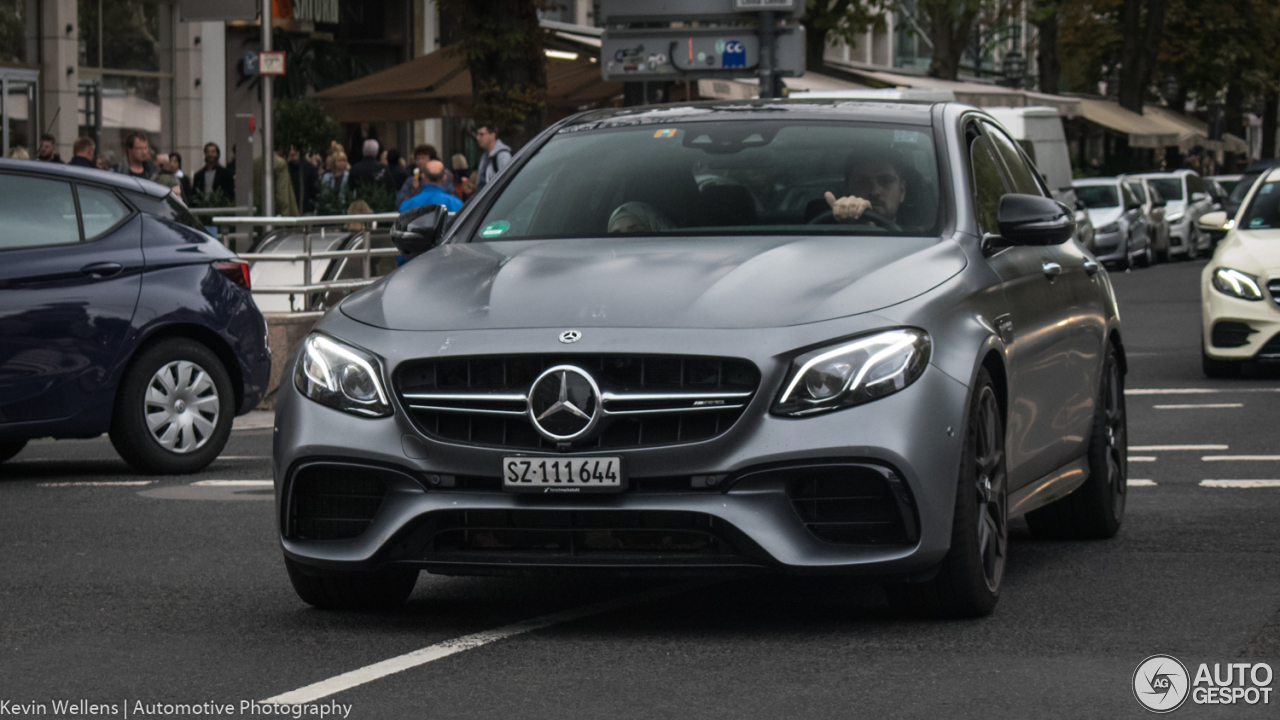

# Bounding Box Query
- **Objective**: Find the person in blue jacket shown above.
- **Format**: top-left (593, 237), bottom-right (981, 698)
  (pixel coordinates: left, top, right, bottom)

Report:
top-left (399, 159), bottom-right (463, 213)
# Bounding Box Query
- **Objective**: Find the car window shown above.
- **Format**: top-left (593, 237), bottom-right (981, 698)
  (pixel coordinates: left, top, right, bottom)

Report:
top-left (982, 122), bottom-right (1042, 196)
top-left (76, 185), bottom-right (131, 240)
top-left (472, 120), bottom-right (942, 239)
top-left (1239, 181), bottom-right (1280, 229)
top-left (1229, 173), bottom-right (1260, 203)
top-left (0, 174), bottom-right (80, 250)
top-left (1121, 184), bottom-right (1137, 208)
top-left (1187, 174), bottom-right (1204, 195)
top-left (128, 192), bottom-right (206, 233)
top-left (1148, 178), bottom-right (1183, 201)
top-left (1128, 182), bottom-right (1147, 203)
top-left (1075, 185), bottom-right (1119, 208)
top-left (969, 134), bottom-right (1007, 235)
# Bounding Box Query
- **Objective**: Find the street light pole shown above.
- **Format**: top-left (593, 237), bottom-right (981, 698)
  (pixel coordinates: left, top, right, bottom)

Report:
top-left (261, 0), bottom-right (274, 217)
top-left (758, 10), bottom-right (776, 99)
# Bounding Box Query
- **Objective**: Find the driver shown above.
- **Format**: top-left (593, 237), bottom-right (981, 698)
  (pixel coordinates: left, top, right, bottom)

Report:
top-left (823, 150), bottom-right (908, 224)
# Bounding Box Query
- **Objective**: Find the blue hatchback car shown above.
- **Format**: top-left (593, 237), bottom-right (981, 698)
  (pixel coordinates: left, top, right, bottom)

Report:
top-left (0, 159), bottom-right (271, 473)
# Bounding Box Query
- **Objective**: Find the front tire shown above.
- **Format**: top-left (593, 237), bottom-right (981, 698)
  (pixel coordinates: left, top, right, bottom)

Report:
top-left (285, 558), bottom-right (418, 611)
top-left (1026, 344), bottom-right (1127, 539)
top-left (109, 338), bottom-right (235, 474)
top-left (0, 440), bottom-right (26, 463)
top-left (887, 368), bottom-right (1007, 618)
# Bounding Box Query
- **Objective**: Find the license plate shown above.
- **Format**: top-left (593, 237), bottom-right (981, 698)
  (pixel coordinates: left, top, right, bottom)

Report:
top-left (502, 456), bottom-right (624, 493)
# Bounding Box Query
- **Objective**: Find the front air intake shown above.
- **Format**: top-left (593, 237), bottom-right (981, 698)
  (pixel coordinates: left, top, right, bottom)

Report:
top-left (287, 463), bottom-right (391, 540)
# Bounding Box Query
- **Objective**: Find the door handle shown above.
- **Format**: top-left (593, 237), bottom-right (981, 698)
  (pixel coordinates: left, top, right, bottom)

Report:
top-left (80, 262), bottom-right (123, 278)
top-left (1042, 261), bottom-right (1062, 279)
top-left (1083, 260), bottom-right (1100, 276)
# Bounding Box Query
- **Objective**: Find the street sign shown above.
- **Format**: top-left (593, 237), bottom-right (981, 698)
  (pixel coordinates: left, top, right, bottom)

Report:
top-left (244, 51), bottom-right (259, 75)
top-left (259, 51), bottom-right (286, 76)
top-left (602, 26), bottom-right (804, 82)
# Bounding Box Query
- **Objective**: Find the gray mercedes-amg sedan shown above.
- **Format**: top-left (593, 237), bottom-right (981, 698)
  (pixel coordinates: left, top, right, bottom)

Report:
top-left (275, 100), bottom-right (1128, 617)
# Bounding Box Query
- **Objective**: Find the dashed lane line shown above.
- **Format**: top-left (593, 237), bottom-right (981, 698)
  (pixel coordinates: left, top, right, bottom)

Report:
top-left (263, 580), bottom-right (712, 706)
top-left (1153, 403), bottom-right (1244, 409)
top-left (1128, 388), bottom-right (1280, 395)
top-left (1200, 480), bottom-right (1280, 488)
top-left (1201, 456), bottom-right (1280, 462)
top-left (1130, 456), bottom-right (1156, 462)
top-left (1128, 479), bottom-right (1157, 487)
top-left (37, 481), bottom-right (155, 487)
top-left (190, 480), bottom-right (274, 487)
top-left (1131, 445), bottom-right (1228, 451)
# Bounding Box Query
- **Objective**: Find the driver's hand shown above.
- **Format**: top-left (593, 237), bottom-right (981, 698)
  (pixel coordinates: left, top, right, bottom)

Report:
top-left (824, 192), bottom-right (871, 223)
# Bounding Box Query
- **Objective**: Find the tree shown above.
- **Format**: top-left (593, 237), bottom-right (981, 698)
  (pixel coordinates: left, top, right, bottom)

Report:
top-left (1058, 0), bottom-right (1122, 94)
top-left (1031, 0), bottom-right (1060, 94)
top-left (800, 0), bottom-right (883, 74)
top-left (918, 0), bottom-right (981, 81)
top-left (274, 97), bottom-right (341, 156)
top-left (1117, 0), bottom-right (1166, 114)
top-left (437, 0), bottom-right (547, 149)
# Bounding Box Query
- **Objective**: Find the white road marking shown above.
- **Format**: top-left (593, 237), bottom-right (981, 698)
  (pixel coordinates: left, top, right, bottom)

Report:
top-left (190, 480), bottom-right (274, 487)
top-left (1200, 480), bottom-right (1280, 488)
top-left (1201, 456), bottom-right (1280, 462)
top-left (1128, 388), bottom-right (1280, 395)
top-left (1127, 479), bottom-right (1157, 487)
top-left (1130, 445), bottom-right (1228, 451)
top-left (1153, 403), bottom-right (1243, 409)
top-left (38, 481), bottom-right (155, 487)
top-left (215, 456), bottom-right (270, 460)
top-left (1129, 456), bottom-right (1156, 462)
top-left (263, 581), bottom-right (709, 706)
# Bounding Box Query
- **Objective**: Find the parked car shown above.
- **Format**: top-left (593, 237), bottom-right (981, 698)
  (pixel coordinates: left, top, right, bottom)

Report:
top-left (1073, 177), bottom-right (1152, 268)
top-left (1198, 168), bottom-right (1280, 377)
top-left (1211, 174), bottom-right (1243, 198)
top-left (275, 101), bottom-right (1128, 617)
top-left (1127, 170), bottom-right (1215, 259)
top-left (1123, 176), bottom-right (1171, 262)
top-left (0, 159), bottom-right (271, 473)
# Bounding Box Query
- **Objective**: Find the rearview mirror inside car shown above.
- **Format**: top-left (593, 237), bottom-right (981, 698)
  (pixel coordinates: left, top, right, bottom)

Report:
top-left (994, 194), bottom-right (1076, 247)
top-left (392, 204), bottom-right (449, 259)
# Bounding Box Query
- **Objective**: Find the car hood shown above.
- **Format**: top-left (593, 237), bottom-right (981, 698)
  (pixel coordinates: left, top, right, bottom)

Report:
top-left (340, 235), bottom-right (966, 331)
top-left (1086, 207), bottom-right (1123, 227)
top-left (1220, 229), bottom-right (1280, 271)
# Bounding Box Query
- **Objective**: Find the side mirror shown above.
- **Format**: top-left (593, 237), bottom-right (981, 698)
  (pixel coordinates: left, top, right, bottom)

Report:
top-left (1197, 211), bottom-right (1229, 233)
top-left (1191, 192), bottom-right (1208, 202)
top-left (392, 204), bottom-right (449, 258)
top-left (995, 194), bottom-right (1076, 246)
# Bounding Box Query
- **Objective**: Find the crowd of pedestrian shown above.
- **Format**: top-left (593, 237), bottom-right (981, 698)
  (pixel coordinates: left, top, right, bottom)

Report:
top-left (3, 122), bottom-right (515, 217)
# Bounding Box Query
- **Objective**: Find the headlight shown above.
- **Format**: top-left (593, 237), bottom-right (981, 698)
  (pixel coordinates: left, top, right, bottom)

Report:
top-left (294, 334), bottom-right (392, 417)
top-left (1211, 268), bottom-right (1264, 302)
top-left (1166, 212), bottom-right (1185, 224)
top-left (773, 329), bottom-right (931, 417)
top-left (1097, 222), bottom-right (1120, 234)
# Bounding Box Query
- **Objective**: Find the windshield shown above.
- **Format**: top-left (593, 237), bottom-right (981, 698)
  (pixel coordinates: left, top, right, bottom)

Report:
top-left (472, 121), bottom-right (942, 240)
top-left (1230, 173), bottom-right (1261, 203)
top-left (1217, 179), bottom-right (1240, 196)
top-left (1147, 178), bottom-right (1184, 201)
top-left (1240, 181), bottom-right (1280, 230)
top-left (1076, 185), bottom-right (1119, 208)
top-left (1127, 182), bottom-right (1147, 203)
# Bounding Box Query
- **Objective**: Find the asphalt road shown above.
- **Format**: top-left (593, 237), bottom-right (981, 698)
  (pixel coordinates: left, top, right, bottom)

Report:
top-left (2, 258), bottom-right (1278, 719)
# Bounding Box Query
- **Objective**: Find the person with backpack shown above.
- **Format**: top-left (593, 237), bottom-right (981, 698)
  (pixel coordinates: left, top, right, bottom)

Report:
top-left (474, 124), bottom-right (511, 192)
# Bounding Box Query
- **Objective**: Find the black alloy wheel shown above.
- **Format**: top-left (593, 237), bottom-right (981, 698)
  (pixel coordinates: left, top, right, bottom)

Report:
top-left (887, 367), bottom-right (1007, 617)
top-left (1027, 344), bottom-right (1127, 539)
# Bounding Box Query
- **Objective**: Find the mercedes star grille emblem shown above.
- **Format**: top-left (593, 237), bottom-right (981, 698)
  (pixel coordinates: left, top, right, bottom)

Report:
top-left (528, 365), bottom-right (600, 441)
top-left (558, 330), bottom-right (582, 344)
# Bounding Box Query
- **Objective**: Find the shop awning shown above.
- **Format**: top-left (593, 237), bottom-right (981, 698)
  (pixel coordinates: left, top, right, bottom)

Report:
top-left (1141, 105), bottom-right (1250, 154)
top-left (1076, 98), bottom-right (1179, 148)
top-left (313, 44), bottom-right (623, 123)
top-left (825, 63), bottom-right (1082, 117)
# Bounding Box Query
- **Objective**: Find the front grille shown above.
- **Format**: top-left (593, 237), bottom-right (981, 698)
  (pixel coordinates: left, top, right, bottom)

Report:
top-left (1211, 320), bottom-right (1256, 349)
top-left (391, 509), bottom-right (752, 564)
top-left (1268, 278), bottom-right (1280, 308)
top-left (394, 354), bottom-right (759, 451)
top-left (780, 464), bottom-right (918, 545)
top-left (287, 464), bottom-right (390, 540)
top-left (438, 474), bottom-right (719, 493)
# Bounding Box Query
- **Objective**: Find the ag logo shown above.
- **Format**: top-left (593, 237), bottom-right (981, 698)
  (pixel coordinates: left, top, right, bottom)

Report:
top-left (1134, 655), bottom-right (1190, 713)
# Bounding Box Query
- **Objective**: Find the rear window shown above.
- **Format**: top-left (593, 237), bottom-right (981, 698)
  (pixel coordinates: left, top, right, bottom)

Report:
top-left (1148, 178), bottom-right (1184, 201)
top-left (129, 192), bottom-right (206, 233)
top-left (472, 120), bottom-right (943, 240)
top-left (1075, 185), bottom-right (1119, 208)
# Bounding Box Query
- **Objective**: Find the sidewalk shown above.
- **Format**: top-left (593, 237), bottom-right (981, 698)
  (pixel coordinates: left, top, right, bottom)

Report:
top-left (233, 411), bottom-right (275, 431)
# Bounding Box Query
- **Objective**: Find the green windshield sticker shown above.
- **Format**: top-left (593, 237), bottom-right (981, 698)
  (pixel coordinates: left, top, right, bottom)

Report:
top-left (480, 220), bottom-right (510, 238)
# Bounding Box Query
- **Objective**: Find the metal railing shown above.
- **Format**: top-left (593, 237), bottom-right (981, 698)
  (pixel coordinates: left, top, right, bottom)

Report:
top-left (210, 213), bottom-right (402, 311)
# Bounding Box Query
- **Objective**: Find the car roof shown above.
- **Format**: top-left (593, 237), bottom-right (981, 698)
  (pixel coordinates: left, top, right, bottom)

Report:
top-left (561, 99), bottom-right (942, 130)
top-left (1128, 170), bottom-right (1191, 179)
top-left (1073, 177), bottom-right (1121, 186)
top-left (0, 157), bottom-right (171, 197)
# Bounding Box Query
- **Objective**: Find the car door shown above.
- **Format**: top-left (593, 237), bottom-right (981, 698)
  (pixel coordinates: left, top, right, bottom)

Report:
top-left (0, 175), bottom-right (141, 425)
top-left (1120, 182), bottom-right (1146, 252)
top-left (967, 121), bottom-right (1076, 487)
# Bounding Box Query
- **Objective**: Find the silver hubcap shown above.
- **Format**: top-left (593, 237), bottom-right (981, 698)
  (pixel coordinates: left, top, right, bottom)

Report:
top-left (145, 360), bottom-right (220, 454)
top-left (974, 387), bottom-right (1007, 593)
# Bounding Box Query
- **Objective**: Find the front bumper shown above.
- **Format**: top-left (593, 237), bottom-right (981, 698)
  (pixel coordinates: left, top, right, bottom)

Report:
top-left (1093, 230), bottom-right (1127, 263)
top-left (1201, 273), bottom-right (1280, 361)
top-left (274, 324), bottom-right (971, 577)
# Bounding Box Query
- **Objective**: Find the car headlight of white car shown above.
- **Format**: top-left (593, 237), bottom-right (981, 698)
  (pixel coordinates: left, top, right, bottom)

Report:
top-left (1211, 267), bottom-right (1265, 302)
top-left (773, 329), bottom-right (930, 417)
top-left (295, 334), bottom-right (392, 417)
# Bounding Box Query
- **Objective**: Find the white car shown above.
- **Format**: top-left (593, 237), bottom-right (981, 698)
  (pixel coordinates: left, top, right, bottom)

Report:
top-left (1199, 169), bottom-right (1280, 377)
top-left (1072, 177), bottom-right (1152, 268)
top-left (1130, 170), bottom-right (1215, 259)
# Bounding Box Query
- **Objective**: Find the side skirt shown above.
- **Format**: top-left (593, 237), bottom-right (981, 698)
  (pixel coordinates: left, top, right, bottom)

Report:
top-left (1008, 457), bottom-right (1089, 518)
